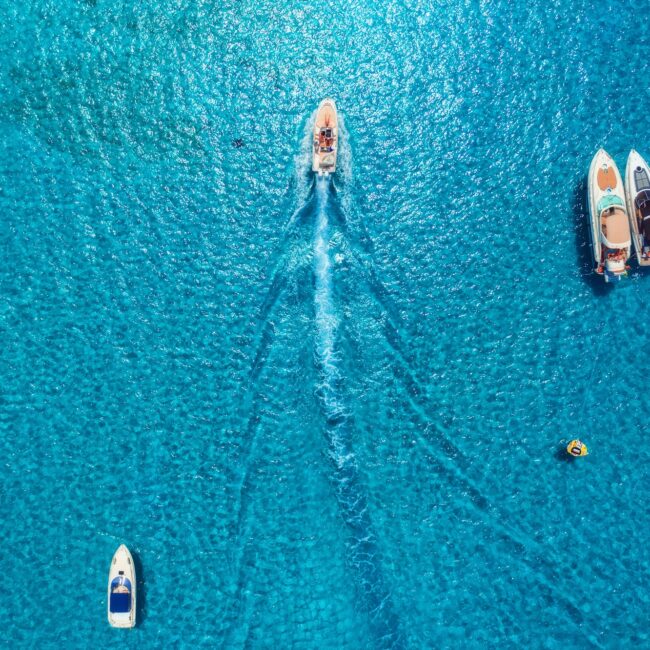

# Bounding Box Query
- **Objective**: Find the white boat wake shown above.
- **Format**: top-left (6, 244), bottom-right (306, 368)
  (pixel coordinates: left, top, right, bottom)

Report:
top-left (313, 175), bottom-right (403, 648)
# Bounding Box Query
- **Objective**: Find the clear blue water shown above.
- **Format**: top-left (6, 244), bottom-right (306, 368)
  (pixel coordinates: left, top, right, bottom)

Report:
top-left (2, 0), bottom-right (650, 647)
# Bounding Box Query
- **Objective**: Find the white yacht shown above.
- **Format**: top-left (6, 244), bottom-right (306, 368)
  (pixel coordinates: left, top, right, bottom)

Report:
top-left (624, 149), bottom-right (650, 266)
top-left (587, 149), bottom-right (631, 282)
top-left (107, 544), bottom-right (136, 628)
top-left (312, 99), bottom-right (338, 175)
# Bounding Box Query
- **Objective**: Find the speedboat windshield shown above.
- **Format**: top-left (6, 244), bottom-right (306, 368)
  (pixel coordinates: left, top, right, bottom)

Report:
top-left (111, 576), bottom-right (132, 591)
top-left (597, 194), bottom-right (624, 214)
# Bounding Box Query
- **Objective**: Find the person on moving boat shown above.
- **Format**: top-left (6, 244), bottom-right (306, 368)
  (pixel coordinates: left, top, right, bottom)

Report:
top-left (318, 127), bottom-right (334, 152)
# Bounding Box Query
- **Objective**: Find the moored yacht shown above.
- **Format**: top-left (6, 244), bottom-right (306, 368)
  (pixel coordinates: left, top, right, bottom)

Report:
top-left (587, 149), bottom-right (631, 282)
top-left (625, 149), bottom-right (650, 266)
top-left (312, 99), bottom-right (338, 175)
top-left (107, 544), bottom-right (136, 628)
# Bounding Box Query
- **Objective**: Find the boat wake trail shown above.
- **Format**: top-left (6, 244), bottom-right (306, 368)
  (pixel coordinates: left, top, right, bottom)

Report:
top-left (313, 176), bottom-right (404, 649)
top-left (328, 132), bottom-right (592, 643)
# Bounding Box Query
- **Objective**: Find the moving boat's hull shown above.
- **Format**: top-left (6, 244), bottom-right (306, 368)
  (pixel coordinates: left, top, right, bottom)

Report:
top-left (625, 149), bottom-right (650, 266)
top-left (312, 99), bottom-right (338, 175)
top-left (587, 149), bottom-right (629, 282)
top-left (107, 544), bottom-right (136, 628)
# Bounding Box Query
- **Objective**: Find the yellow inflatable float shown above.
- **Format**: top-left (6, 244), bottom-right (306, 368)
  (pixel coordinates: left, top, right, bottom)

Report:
top-left (567, 439), bottom-right (588, 457)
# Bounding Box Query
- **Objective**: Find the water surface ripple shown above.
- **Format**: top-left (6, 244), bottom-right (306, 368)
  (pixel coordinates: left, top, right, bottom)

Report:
top-left (2, 0), bottom-right (650, 648)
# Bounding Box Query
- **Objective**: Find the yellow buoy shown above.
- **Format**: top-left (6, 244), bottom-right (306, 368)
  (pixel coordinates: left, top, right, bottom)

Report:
top-left (567, 439), bottom-right (588, 457)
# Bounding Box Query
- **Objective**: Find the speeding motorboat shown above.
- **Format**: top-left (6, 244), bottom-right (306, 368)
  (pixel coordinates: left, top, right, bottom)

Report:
top-left (312, 99), bottom-right (338, 175)
top-left (107, 544), bottom-right (136, 628)
top-left (587, 149), bottom-right (631, 282)
top-left (625, 149), bottom-right (650, 266)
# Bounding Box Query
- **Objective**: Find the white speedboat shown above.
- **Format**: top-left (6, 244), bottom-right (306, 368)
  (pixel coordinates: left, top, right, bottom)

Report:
top-left (312, 99), bottom-right (338, 175)
top-left (625, 149), bottom-right (650, 266)
top-left (587, 149), bottom-right (631, 282)
top-left (107, 544), bottom-right (136, 628)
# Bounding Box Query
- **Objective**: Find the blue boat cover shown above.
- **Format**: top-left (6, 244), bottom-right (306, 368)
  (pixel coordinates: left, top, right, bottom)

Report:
top-left (110, 592), bottom-right (131, 613)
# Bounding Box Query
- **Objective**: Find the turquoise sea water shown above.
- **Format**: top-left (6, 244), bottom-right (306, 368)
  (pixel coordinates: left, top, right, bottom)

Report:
top-left (2, 0), bottom-right (650, 647)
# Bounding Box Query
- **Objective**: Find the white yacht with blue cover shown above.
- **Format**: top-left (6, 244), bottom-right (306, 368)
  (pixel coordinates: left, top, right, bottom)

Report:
top-left (107, 544), bottom-right (136, 628)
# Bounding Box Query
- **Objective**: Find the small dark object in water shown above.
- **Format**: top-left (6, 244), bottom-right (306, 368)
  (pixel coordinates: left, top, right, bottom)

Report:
top-left (232, 139), bottom-right (244, 148)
